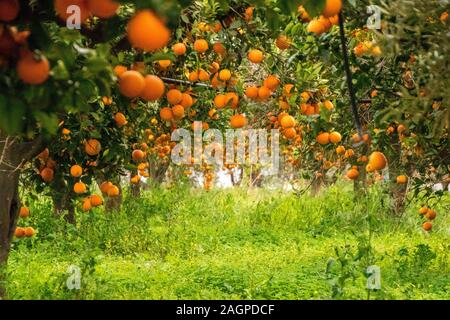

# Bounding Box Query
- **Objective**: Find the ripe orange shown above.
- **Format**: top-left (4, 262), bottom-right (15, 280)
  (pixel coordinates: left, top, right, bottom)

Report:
top-left (329, 131), bottom-right (342, 144)
top-left (322, 0), bottom-right (342, 18)
top-left (87, 0), bottom-right (119, 18)
top-left (396, 175), bottom-right (408, 184)
top-left (74, 182), bottom-right (87, 194)
top-left (24, 227), bottom-right (35, 237)
top-left (323, 100), bottom-right (334, 111)
top-left (140, 75), bottom-right (165, 101)
top-left (85, 139), bottom-right (101, 156)
top-left (119, 70), bottom-right (145, 98)
top-left (280, 115), bottom-right (296, 129)
top-left (425, 209), bottom-right (437, 220)
top-left (167, 89), bottom-right (183, 105)
top-left (82, 198), bottom-right (92, 212)
top-left (70, 165), bottom-right (83, 178)
top-left (345, 149), bottom-right (355, 158)
top-left (180, 93), bottom-right (193, 109)
top-left (157, 60), bottom-right (171, 69)
top-left (264, 75), bottom-right (280, 91)
top-left (127, 10), bottom-right (170, 52)
top-left (368, 151), bottom-right (387, 170)
top-left (219, 69), bottom-right (232, 81)
top-left (19, 206), bottom-right (30, 218)
top-left (275, 35), bottom-right (290, 50)
top-left (16, 52), bottom-right (50, 85)
top-left (279, 100), bottom-right (289, 110)
top-left (107, 185), bottom-right (120, 197)
top-left (194, 39), bottom-right (209, 53)
top-left (283, 84), bottom-right (295, 97)
top-left (316, 132), bottom-right (330, 145)
top-left (209, 62), bottom-right (220, 74)
top-left (347, 168), bottom-right (360, 180)
top-left (114, 112), bottom-right (128, 128)
top-left (307, 19), bottom-right (325, 35)
top-left (245, 86), bottom-right (258, 99)
top-left (422, 221), bottom-right (432, 231)
top-left (54, 0), bottom-right (90, 22)
top-left (188, 71), bottom-right (199, 82)
top-left (173, 43), bottom-right (187, 55)
top-left (172, 105), bottom-right (185, 120)
top-left (198, 69), bottom-right (210, 81)
top-left (132, 149), bottom-right (146, 162)
top-left (40, 167), bottom-right (54, 183)
top-left (225, 92), bottom-right (239, 109)
top-left (90, 194), bottom-right (103, 207)
top-left (100, 181), bottom-right (113, 194)
top-left (328, 15), bottom-right (339, 25)
top-left (113, 65), bottom-right (127, 77)
top-left (15, 227), bottom-right (25, 238)
top-left (214, 94), bottom-right (227, 109)
top-left (37, 148), bottom-right (49, 161)
top-left (230, 114), bottom-right (247, 129)
top-left (419, 207), bottom-right (428, 215)
top-left (160, 107), bottom-right (173, 121)
top-left (213, 42), bottom-right (226, 56)
top-left (0, 0), bottom-right (20, 22)
top-left (258, 86), bottom-right (272, 100)
top-left (336, 145), bottom-right (345, 154)
top-left (248, 49), bottom-right (263, 63)
top-left (283, 128), bottom-right (297, 139)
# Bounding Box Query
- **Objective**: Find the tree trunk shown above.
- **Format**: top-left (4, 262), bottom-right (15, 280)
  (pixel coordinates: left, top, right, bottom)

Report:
top-left (0, 132), bottom-right (45, 299)
top-left (150, 161), bottom-right (169, 185)
top-left (52, 193), bottom-right (76, 224)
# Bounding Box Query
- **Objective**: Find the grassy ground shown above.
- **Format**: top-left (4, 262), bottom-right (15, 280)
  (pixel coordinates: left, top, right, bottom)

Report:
top-left (7, 183), bottom-right (450, 300)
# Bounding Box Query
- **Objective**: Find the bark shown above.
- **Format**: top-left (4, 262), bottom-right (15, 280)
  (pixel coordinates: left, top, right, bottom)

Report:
top-left (311, 176), bottom-right (323, 196)
top-left (52, 193), bottom-right (76, 224)
top-left (0, 132), bottom-right (45, 299)
top-left (150, 162), bottom-right (169, 185)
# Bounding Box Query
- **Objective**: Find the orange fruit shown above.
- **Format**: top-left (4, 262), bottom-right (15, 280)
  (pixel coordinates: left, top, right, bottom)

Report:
top-left (245, 86), bottom-right (259, 99)
top-left (127, 10), bottom-right (170, 52)
top-left (368, 151), bottom-right (387, 170)
top-left (100, 181), bottom-right (113, 194)
top-left (132, 149), bottom-right (146, 162)
top-left (322, 0), bottom-right (342, 18)
top-left (107, 185), bottom-right (120, 197)
top-left (113, 65), bottom-right (127, 77)
top-left (316, 132), bottom-right (330, 145)
top-left (283, 128), bottom-right (297, 139)
top-left (180, 93), bottom-right (193, 109)
top-left (244, 6), bottom-right (254, 21)
top-left (345, 149), bottom-right (355, 158)
top-left (214, 94), bottom-right (227, 109)
top-left (323, 100), bottom-right (334, 111)
top-left (307, 19), bottom-right (326, 35)
top-left (209, 62), bottom-right (220, 74)
top-left (425, 209), bottom-right (437, 220)
top-left (329, 15), bottom-right (339, 25)
top-left (319, 15), bottom-right (332, 31)
top-left (198, 69), bottom-right (210, 81)
top-left (160, 107), bottom-right (173, 121)
top-left (119, 70), bottom-right (145, 98)
top-left (264, 75), bottom-right (280, 91)
top-left (167, 89), bottom-right (183, 105)
top-left (157, 60), bottom-right (171, 69)
top-left (24, 227), bottom-right (35, 237)
top-left (173, 42), bottom-right (187, 55)
top-left (280, 115), bottom-right (296, 128)
top-left (40, 167), bottom-right (54, 183)
top-left (54, 0), bottom-right (90, 22)
top-left (19, 206), bottom-right (30, 218)
top-left (140, 75), bottom-right (165, 101)
top-left (219, 69), bottom-right (232, 81)
top-left (87, 0), bottom-right (119, 18)
top-left (70, 165), bottom-right (83, 178)
top-left (16, 52), bottom-right (50, 85)
top-left (0, 0), bottom-right (20, 22)
top-left (258, 86), bottom-right (272, 100)
top-left (172, 105), bottom-right (185, 120)
top-left (283, 84), bottom-right (295, 97)
top-left (276, 35), bottom-right (290, 50)
top-left (194, 39), bottom-right (209, 53)
top-left (37, 148), bottom-right (49, 161)
top-left (188, 70), bottom-right (199, 82)
top-left (74, 182), bottom-right (87, 194)
top-left (230, 114), bottom-right (247, 129)
top-left (82, 198), bottom-right (92, 212)
top-left (114, 112), bottom-right (128, 128)
top-left (329, 131), bottom-right (342, 144)
top-left (248, 49), bottom-right (263, 63)
top-left (90, 194), bottom-right (103, 207)
top-left (419, 207), bottom-right (428, 215)
top-left (85, 139), bottom-right (101, 156)
top-left (279, 100), bottom-right (289, 110)
top-left (225, 92), bottom-right (239, 109)
top-left (347, 168), bottom-right (360, 180)
top-left (422, 221), bottom-right (432, 231)
top-left (213, 42), bottom-right (226, 56)
top-left (15, 227), bottom-right (25, 238)
top-left (396, 175), bottom-right (408, 184)
top-left (336, 145), bottom-right (345, 154)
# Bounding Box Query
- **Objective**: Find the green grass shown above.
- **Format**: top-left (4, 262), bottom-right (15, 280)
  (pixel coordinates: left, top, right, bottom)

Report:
top-left (7, 182), bottom-right (450, 300)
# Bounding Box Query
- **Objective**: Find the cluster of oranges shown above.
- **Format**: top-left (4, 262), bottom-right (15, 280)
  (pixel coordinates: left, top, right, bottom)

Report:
top-left (353, 41), bottom-right (382, 58)
top-left (299, 0), bottom-right (341, 36)
top-left (419, 206), bottom-right (438, 231)
top-left (37, 148), bottom-right (55, 183)
top-left (159, 88), bottom-right (195, 122)
top-left (245, 75), bottom-right (280, 102)
top-left (14, 206), bottom-right (35, 239)
top-left (147, 133), bottom-right (175, 160)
